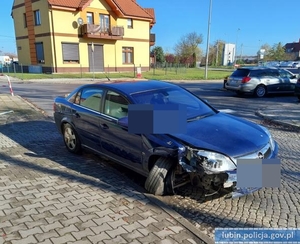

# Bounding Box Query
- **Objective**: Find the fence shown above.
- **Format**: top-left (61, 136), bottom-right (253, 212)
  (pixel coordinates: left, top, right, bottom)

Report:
top-left (150, 62), bottom-right (189, 75)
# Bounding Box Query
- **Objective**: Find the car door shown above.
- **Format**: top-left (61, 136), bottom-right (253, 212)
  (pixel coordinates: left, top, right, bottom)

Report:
top-left (99, 90), bottom-right (143, 173)
top-left (71, 87), bottom-right (103, 152)
top-left (278, 69), bottom-right (297, 92)
top-left (262, 69), bottom-right (282, 92)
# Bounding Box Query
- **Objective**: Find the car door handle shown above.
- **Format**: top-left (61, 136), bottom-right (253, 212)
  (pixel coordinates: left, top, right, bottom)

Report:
top-left (100, 123), bottom-right (109, 129)
top-left (74, 112), bottom-right (80, 118)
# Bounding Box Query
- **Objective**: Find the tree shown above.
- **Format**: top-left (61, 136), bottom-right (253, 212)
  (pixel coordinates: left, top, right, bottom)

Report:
top-left (209, 40), bottom-right (225, 66)
top-left (174, 32), bottom-right (203, 67)
top-left (151, 46), bottom-right (165, 63)
top-left (268, 42), bottom-right (286, 61)
top-left (259, 43), bottom-right (272, 61)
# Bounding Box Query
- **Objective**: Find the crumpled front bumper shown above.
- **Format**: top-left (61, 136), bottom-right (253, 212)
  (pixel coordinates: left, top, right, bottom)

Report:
top-left (223, 141), bottom-right (278, 199)
top-left (223, 170), bottom-right (261, 198)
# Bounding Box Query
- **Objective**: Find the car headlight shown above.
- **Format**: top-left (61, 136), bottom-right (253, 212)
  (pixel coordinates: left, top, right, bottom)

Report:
top-left (258, 125), bottom-right (275, 151)
top-left (196, 150), bottom-right (237, 173)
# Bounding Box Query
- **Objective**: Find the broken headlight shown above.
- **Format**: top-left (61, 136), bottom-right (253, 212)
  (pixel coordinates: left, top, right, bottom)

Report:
top-left (196, 150), bottom-right (236, 173)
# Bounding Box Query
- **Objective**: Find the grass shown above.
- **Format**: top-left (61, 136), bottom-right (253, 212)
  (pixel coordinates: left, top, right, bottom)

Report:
top-left (3, 67), bottom-right (234, 81)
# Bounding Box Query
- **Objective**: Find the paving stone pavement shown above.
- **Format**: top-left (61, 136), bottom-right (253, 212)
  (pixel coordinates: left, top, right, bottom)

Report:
top-left (0, 95), bottom-right (211, 244)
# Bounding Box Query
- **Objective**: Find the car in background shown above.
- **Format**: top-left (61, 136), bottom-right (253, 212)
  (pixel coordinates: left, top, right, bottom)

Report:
top-left (53, 80), bottom-right (278, 199)
top-left (225, 66), bottom-right (297, 97)
top-left (295, 76), bottom-right (300, 100)
top-left (292, 62), bottom-right (300, 68)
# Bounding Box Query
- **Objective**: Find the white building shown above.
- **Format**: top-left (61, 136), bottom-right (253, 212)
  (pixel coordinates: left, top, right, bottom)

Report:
top-left (223, 43), bottom-right (236, 66)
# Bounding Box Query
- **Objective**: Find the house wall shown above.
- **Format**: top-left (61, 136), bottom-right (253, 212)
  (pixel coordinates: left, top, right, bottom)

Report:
top-left (12, 0), bottom-right (152, 73)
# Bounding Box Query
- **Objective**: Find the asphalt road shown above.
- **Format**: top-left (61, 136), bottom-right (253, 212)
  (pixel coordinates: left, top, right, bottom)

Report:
top-left (1, 79), bottom-right (300, 240)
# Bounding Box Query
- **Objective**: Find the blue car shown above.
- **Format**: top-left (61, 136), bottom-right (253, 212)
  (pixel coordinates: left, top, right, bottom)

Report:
top-left (53, 80), bottom-right (278, 198)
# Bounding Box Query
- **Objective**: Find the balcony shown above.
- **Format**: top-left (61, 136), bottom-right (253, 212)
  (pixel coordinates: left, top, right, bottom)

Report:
top-left (150, 33), bottom-right (155, 46)
top-left (81, 24), bottom-right (124, 40)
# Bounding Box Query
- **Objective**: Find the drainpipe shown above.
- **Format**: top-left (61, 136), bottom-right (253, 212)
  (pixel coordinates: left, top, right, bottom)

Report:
top-left (50, 9), bottom-right (57, 73)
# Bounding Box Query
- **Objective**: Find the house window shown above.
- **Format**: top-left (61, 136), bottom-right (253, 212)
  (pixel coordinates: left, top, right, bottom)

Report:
top-left (87, 12), bottom-right (94, 24)
top-left (24, 13), bottom-right (27, 28)
top-left (34, 10), bottom-right (41, 26)
top-left (100, 14), bottom-right (110, 32)
top-left (122, 47), bottom-right (134, 64)
top-left (62, 43), bottom-right (79, 63)
top-left (35, 42), bottom-right (44, 63)
top-left (127, 18), bottom-right (133, 28)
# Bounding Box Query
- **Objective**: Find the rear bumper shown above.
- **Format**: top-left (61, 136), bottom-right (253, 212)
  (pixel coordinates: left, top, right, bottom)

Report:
top-left (225, 83), bottom-right (256, 93)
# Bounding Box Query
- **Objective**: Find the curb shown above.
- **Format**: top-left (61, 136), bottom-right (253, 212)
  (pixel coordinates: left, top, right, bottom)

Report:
top-left (255, 110), bottom-right (300, 130)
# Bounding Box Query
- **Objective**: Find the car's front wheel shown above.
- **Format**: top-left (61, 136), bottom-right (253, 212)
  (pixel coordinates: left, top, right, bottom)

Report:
top-left (63, 123), bottom-right (81, 154)
top-left (145, 157), bottom-right (175, 196)
top-left (255, 85), bottom-right (267, 97)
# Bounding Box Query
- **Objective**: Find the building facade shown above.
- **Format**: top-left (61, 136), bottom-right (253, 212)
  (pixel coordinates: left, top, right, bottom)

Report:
top-left (12, 0), bottom-right (155, 73)
top-left (222, 43), bottom-right (235, 66)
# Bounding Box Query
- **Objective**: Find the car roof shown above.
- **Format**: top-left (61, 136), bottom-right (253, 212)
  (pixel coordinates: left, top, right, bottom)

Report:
top-left (237, 66), bottom-right (279, 70)
top-left (86, 80), bottom-right (177, 95)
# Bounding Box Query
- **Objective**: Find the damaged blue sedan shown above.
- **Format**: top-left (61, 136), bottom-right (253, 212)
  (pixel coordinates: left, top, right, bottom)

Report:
top-left (53, 80), bottom-right (278, 198)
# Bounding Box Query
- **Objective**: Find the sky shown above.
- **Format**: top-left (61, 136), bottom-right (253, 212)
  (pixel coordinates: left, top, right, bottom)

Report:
top-left (1, 0), bottom-right (300, 56)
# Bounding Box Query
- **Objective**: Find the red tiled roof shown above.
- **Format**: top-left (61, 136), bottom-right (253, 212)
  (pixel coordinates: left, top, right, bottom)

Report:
top-left (48, 0), bottom-right (154, 22)
top-left (48, 0), bottom-right (92, 9)
top-left (110, 0), bottom-right (153, 20)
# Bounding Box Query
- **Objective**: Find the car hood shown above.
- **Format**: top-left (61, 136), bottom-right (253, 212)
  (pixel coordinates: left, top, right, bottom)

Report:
top-left (170, 112), bottom-right (269, 158)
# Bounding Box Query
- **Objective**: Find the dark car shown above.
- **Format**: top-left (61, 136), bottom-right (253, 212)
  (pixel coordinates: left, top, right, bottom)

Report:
top-left (53, 80), bottom-right (278, 198)
top-left (225, 66), bottom-right (297, 97)
top-left (295, 76), bottom-right (300, 100)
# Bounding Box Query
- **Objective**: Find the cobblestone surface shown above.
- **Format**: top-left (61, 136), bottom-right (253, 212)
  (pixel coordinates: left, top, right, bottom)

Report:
top-left (0, 95), bottom-right (208, 244)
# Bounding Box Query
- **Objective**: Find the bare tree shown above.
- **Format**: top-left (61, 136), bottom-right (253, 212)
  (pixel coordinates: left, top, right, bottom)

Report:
top-left (174, 32), bottom-right (203, 67)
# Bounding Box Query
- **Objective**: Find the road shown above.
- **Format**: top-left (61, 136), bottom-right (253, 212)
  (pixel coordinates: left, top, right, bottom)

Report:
top-left (1, 78), bottom-right (300, 240)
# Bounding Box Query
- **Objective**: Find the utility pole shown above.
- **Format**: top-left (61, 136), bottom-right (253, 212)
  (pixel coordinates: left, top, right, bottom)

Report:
top-left (240, 44), bottom-right (243, 62)
top-left (204, 0), bottom-right (212, 79)
top-left (216, 41), bottom-right (219, 66)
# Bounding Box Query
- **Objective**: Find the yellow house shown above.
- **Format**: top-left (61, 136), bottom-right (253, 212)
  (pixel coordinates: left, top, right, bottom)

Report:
top-left (11, 0), bottom-right (156, 73)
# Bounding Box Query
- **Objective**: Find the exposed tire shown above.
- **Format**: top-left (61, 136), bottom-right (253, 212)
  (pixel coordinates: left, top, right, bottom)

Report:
top-left (63, 123), bottom-right (81, 154)
top-left (255, 85), bottom-right (267, 97)
top-left (145, 157), bottom-right (175, 196)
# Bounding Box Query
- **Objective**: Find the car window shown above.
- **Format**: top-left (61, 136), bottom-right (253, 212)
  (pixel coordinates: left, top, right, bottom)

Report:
top-left (231, 69), bottom-right (250, 77)
top-left (131, 87), bottom-right (215, 119)
top-left (78, 88), bottom-right (103, 112)
top-left (104, 91), bottom-right (129, 119)
top-left (279, 69), bottom-right (293, 79)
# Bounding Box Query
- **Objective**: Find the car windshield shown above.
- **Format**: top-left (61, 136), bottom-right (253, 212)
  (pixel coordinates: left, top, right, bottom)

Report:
top-left (130, 87), bottom-right (216, 120)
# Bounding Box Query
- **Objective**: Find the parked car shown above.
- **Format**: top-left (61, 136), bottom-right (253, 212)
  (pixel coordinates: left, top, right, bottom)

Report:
top-left (225, 66), bottom-right (297, 97)
top-left (292, 62), bottom-right (300, 68)
top-left (53, 80), bottom-right (278, 198)
top-left (295, 76), bottom-right (300, 100)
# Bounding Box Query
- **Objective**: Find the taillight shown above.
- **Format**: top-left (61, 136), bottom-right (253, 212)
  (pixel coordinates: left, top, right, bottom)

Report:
top-left (242, 77), bottom-right (251, 83)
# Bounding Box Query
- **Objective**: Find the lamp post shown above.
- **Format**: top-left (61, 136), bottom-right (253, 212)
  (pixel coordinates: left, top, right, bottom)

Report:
top-left (204, 0), bottom-right (212, 79)
top-left (234, 28), bottom-right (240, 65)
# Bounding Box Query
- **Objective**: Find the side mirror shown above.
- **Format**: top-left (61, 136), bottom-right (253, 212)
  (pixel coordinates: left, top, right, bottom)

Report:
top-left (118, 116), bottom-right (128, 127)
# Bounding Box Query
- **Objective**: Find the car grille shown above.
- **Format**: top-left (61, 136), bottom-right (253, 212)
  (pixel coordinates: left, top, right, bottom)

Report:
top-left (237, 143), bottom-right (272, 160)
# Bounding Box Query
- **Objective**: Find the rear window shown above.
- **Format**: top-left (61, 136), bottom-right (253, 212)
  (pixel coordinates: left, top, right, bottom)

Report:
top-left (231, 69), bottom-right (250, 77)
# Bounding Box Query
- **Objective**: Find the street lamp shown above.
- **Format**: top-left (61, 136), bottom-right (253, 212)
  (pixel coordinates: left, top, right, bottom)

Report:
top-left (234, 28), bottom-right (240, 65)
top-left (204, 0), bottom-right (212, 79)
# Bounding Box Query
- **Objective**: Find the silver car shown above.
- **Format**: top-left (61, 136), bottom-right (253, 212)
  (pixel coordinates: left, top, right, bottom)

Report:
top-left (225, 66), bottom-right (297, 97)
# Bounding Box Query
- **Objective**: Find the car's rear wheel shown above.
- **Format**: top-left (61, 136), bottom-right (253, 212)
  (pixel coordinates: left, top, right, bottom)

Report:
top-left (255, 85), bottom-right (267, 97)
top-left (63, 123), bottom-right (81, 154)
top-left (145, 157), bottom-right (175, 196)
